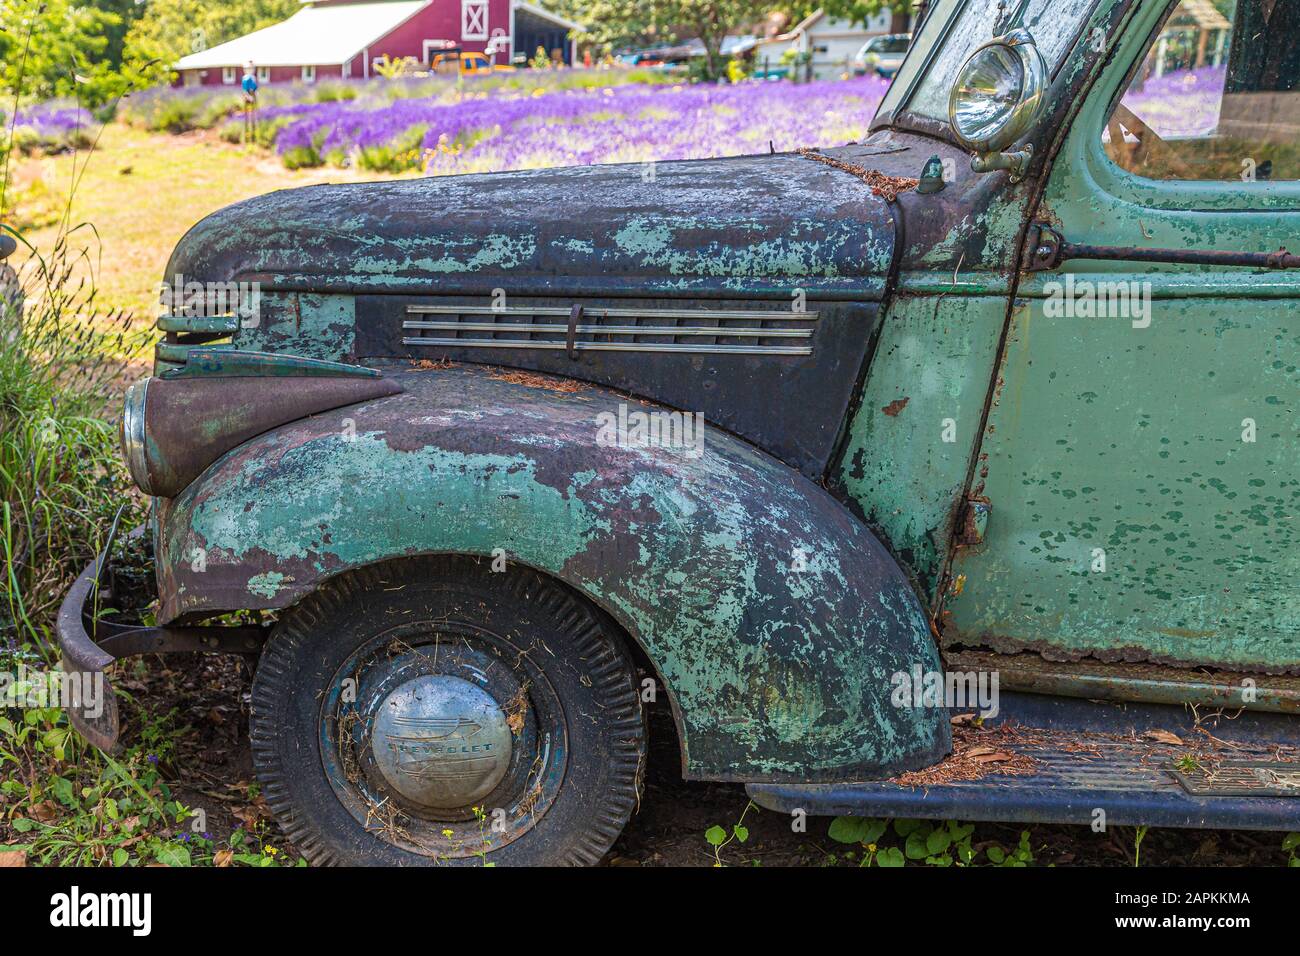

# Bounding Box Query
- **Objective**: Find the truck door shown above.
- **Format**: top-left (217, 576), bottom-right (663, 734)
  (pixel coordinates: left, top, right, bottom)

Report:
top-left (947, 0), bottom-right (1300, 671)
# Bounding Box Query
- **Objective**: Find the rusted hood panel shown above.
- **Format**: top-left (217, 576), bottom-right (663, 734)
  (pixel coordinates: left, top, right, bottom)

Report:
top-left (156, 366), bottom-right (949, 782)
top-left (165, 152), bottom-right (896, 292)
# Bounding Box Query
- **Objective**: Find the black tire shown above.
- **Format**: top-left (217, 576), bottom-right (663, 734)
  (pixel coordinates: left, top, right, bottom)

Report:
top-left (250, 556), bottom-right (645, 866)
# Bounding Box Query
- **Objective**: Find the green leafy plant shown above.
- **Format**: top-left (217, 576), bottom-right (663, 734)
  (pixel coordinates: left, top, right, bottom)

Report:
top-left (829, 817), bottom-right (1037, 867)
top-left (830, 816), bottom-right (980, 867)
top-left (704, 800), bottom-right (756, 867)
top-left (985, 830), bottom-right (1036, 867)
top-left (1133, 825), bottom-right (1149, 868)
top-left (1284, 832), bottom-right (1299, 867)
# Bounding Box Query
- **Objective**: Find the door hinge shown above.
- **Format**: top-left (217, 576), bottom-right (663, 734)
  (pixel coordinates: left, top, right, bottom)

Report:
top-left (957, 496), bottom-right (991, 546)
top-left (1023, 223), bottom-right (1064, 271)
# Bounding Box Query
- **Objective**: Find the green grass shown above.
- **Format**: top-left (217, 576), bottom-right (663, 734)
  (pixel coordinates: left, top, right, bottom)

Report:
top-left (0, 86), bottom-right (309, 864)
top-left (10, 123), bottom-right (412, 323)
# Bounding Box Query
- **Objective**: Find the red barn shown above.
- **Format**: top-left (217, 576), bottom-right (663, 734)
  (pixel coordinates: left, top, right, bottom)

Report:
top-left (174, 0), bottom-right (582, 86)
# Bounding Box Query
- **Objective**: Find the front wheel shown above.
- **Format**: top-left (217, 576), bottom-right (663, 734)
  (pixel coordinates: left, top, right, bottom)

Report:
top-left (249, 557), bottom-right (645, 866)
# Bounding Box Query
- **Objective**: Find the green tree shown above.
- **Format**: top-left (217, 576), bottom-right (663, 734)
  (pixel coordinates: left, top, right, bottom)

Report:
top-left (123, 0), bottom-right (299, 77)
top-left (86, 0), bottom-right (149, 73)
top-left (0, 0), bottom-right (126, 106)
top-left (556, 0), bottom-right (895, 81)
top-left (790, 0), bottom-right (902, 30)
top-left (556, 0), bottom-right (762, 78)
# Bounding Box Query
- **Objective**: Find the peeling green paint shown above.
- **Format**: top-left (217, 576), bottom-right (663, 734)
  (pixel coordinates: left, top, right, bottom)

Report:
top-left (247, 570), bottom-right (290, 599)
top-left (238, 293), bottom-right (355, 361)
top-left (835, 295), bottom-right (1007, 594)
top-left (157, 368), bottom-right (949, 781)
top-left (946, 6), bottom-right (1300, 669)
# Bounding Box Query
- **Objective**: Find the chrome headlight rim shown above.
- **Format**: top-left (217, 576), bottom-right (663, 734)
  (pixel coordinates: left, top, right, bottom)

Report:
top-left (948, 28), bottom-right (1048, 155)
top-left (121, 378), bottom-right (153, 496)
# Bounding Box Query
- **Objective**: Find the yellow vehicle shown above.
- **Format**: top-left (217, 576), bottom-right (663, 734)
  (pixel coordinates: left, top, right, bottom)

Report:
top-left (431, 51), bottom-right (494, 76)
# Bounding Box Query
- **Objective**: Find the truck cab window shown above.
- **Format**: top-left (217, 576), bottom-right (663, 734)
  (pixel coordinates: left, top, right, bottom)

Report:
top-left (1104, 0), bottom-right (1300, 180)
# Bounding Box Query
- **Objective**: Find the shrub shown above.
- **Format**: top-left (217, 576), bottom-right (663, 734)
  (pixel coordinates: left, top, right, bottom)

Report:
top-left (357, 122), bottom-right (428, 172)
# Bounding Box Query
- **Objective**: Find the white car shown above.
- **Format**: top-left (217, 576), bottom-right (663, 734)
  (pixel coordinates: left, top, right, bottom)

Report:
top-left (853, 33), bottom-right (912, 78)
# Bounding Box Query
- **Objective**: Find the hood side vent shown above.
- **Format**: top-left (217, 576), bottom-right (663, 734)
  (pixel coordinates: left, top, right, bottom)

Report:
top-left (402, 305), bottom-right (818, 357)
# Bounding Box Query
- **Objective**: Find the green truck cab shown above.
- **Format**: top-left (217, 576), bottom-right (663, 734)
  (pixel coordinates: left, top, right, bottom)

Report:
top-left (60, 0), bottom-right (1299, 864)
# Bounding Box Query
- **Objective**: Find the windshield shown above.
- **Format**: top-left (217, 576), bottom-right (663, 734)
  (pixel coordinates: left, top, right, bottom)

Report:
top-left (882, 0), bottom-right (1102, 125)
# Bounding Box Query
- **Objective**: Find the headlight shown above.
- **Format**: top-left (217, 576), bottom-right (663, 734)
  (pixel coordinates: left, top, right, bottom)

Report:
top-left (115, 363), bottom-right (403, 499)
top-left (948, 29), bottom-right (1046, 153)
top-left (120, 378), bottom-right (154, 496)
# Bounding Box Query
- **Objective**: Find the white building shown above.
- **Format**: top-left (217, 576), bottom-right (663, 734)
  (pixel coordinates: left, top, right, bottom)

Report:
top-left (755, 8), bottom-right (899, 81)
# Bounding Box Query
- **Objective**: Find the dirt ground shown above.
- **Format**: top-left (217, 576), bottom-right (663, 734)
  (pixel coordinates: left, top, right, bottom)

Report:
top-left (139, 653), bottom-right (1293, 868)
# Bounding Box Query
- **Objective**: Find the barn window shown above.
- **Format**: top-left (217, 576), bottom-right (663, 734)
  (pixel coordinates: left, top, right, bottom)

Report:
top-left (302, 64), bottom-right (316, 83)
top-left (222, 66), bottom-right (237, 84)
top-left (462, 0), bottom-right (489, 40)
top-left (256, 66), bottom-right (271, 83)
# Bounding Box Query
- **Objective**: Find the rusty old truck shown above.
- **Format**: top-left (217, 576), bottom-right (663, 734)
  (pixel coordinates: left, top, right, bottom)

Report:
top-left (59, 0), bottom-right (1299, 864)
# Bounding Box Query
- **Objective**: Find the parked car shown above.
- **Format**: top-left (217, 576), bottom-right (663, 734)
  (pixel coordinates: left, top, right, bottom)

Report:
top-left (62, 0), bottom-right (1300, 865)
top-left (431, 51), bottom-right (495, 76)
top-left (853, 32), bottom-right (911, 78)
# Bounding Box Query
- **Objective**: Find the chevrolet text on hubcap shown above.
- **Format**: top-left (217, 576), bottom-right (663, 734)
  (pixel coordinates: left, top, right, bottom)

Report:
top-left (370, 675), bottom-right (514, 809)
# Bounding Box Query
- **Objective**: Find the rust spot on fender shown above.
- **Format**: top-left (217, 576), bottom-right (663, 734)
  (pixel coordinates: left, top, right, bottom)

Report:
top-left (882, 397), bottom-right (909, 417)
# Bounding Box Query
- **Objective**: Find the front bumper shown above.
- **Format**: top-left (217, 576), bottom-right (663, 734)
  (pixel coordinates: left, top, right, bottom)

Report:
top-left (56, 529), bottom-right (267, 751)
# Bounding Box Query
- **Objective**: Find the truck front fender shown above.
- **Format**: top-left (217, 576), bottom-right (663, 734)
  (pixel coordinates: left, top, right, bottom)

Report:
top-left (157, 365), bottom-right (950, 782)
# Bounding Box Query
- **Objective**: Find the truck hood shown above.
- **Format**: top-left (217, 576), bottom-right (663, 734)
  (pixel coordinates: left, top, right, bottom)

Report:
top-left (165, 151), bottom-right (898, 293)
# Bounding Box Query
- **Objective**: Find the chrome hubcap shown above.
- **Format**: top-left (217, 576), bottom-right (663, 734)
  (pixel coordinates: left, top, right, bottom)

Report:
top-left (370, 675), bottom-right (513, 809)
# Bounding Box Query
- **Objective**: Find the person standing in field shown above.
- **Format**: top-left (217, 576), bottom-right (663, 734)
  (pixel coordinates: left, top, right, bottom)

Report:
top-left (242, 62), bottom-right (259, 144)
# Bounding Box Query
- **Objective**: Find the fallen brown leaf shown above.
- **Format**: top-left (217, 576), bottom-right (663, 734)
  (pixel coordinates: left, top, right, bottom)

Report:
top-left (213, 849), bottom-right (233, 868)
top-left (1145, 729), bottom-right (1183, 746)
top-left (0, 850), bottom-right (27, 867)
top-left (971, 751), bottom-right (1017, 764)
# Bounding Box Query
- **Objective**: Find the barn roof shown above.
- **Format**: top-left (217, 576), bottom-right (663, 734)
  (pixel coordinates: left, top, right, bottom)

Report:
top-left (1168, 0), bottom-right (1231, 30)
top-left (174, 1), bottom-right (432, 70)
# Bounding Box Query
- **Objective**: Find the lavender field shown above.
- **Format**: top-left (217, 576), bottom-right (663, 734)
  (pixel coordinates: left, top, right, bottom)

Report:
top-left (2, 103), bottom-right (96, 156)
top-left (7, 73), bottom-right (891, 174)
top-left (6, 66), bottom-right (1227, 179)
top-left (1121, 65), bottom-right (1226, 138)
top-left (263, 74), bottom-right (893, 174)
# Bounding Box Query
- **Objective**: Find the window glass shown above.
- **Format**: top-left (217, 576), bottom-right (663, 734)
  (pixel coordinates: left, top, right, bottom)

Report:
top-left (1104, 0), bottom-right (1300, 180)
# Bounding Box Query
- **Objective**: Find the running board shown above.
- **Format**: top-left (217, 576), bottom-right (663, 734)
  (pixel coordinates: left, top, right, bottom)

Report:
top-left (748, 693), bottom-right (1300, 831)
